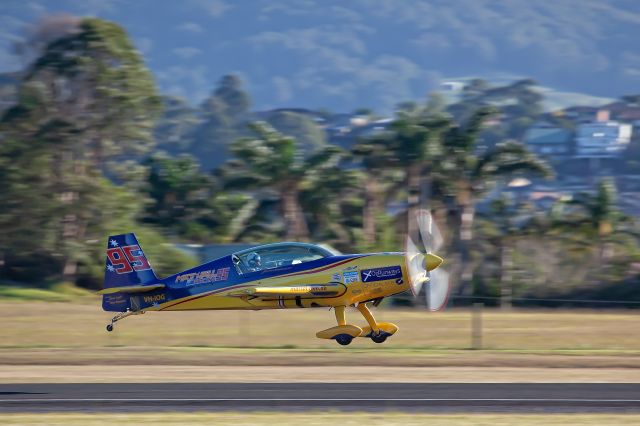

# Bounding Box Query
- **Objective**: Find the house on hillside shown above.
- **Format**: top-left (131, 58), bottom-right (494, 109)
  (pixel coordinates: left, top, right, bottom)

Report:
top-left (600, 101), bottom-right (640, 123)
top-left (523, 121), bottom-right (572, 158)
top-left (575, 110), bottom-right (633, 158)
top-left (351, 118), bottom-right (393, 139)
top-left (562, 105), bottom-right (599, 123)
top-left (324, 113), bottom-right (359, 135)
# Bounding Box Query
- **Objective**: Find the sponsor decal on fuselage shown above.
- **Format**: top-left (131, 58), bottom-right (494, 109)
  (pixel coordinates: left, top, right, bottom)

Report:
top-left (342, 270), bottom-right (359, 283)
top-left (175, 267), bottom-right (230, 285)
top-left (105, 294), bottom-right (127, 305)
top-left (360, 265), bottom-right (402, 282)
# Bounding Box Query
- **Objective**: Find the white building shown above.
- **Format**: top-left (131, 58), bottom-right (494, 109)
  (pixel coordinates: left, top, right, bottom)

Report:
top-left (575, 118), bottom-right (632, 158)
top-left (441, 81), bottom-right (465, 92)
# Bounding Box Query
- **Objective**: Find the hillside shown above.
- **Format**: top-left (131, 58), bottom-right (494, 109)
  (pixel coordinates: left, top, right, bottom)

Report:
top-left (1, 0), bottom-right (638, 113)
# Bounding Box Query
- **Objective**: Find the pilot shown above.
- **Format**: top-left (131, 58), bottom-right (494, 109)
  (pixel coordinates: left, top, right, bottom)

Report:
top-left (245, 252), bottom-right (262, 272)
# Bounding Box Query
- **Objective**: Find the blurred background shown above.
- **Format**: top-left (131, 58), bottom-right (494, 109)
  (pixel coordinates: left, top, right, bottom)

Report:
top-left (1, 0), bottom-right (640, 310)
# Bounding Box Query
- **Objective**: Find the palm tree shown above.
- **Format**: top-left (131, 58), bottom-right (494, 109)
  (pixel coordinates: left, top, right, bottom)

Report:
top-left (224, 121), bottom-right (342, 241)
top-left (299, 165), bottom-right (361, 250)
top-left (351, 137), bottom-right (397, 249)
top-left (437, 109), bottom-right (554, 295)
top-left (480, 195), bottom-right (540, 309)
top-left (353, 105), bottom-right (451, 248)
top-left (564, 178), bottom-right (631, 261)
top-left (517, 178), bottom-right (640, 294)
top-left (144, 153), bottom-right (213, 229)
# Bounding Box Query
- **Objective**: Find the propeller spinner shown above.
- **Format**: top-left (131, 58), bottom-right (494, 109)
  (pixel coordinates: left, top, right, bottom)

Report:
top-left (405, 209), bottom-right (450, 311)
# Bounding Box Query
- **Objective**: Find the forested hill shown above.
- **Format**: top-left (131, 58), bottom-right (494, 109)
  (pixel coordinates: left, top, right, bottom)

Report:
top-left (1, 0), bottom-right (639, 112)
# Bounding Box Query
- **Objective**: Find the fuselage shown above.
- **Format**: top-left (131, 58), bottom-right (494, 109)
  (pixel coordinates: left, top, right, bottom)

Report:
top-left (102, 252), bottom-right (410, 313)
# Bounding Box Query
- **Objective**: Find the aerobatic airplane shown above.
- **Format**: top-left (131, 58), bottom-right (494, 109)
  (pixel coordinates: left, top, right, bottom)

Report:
top-left (99, 210), bottom-right (449, 345)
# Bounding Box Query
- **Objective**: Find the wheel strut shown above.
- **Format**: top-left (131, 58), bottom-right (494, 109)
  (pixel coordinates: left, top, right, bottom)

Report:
top-left (106, 310), bottom-right (143, 332)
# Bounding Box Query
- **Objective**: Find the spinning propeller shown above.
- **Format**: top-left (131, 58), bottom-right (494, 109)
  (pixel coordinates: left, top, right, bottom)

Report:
top-left (405, 209), bottom-right (450, 311)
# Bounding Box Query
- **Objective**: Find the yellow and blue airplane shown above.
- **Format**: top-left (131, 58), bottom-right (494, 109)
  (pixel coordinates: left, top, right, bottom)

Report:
top-left (99, 211), bottom-right (448, 345)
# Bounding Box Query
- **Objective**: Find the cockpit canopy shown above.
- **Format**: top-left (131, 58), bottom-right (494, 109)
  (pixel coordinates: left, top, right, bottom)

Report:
top-left (232, 242), bottom-right (334, 274)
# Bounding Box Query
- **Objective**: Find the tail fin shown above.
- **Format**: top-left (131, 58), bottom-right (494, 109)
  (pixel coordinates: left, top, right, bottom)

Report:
top-left (103, 233), bottom-right (158, 290)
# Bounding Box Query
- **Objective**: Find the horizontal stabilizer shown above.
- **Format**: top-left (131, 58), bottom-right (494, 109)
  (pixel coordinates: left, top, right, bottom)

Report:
top-left (97, 283), bottom-right (165, 295)
top-left (229, 283), bottom-right (346, 298)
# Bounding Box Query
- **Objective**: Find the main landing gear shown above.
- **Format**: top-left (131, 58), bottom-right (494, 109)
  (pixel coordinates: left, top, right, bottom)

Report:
top-left (105, 309), bottom-right (144, 332)
top-left (315, 303), bottom-right (398, 346)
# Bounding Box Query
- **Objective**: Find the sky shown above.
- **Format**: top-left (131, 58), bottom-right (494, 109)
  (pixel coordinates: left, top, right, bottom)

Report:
top-left (1, 0), bottom-right (639, 113)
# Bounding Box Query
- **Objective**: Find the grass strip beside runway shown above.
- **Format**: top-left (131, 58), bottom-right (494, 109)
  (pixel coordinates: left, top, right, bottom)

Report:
top-left (3, 413), bottom-right (640, 425)
top-left (3, 301), bottom-right (640, 353)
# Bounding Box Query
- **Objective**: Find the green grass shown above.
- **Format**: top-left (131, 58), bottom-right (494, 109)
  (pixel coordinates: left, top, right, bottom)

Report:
top-left (0, 283), bottom-right (92, 302)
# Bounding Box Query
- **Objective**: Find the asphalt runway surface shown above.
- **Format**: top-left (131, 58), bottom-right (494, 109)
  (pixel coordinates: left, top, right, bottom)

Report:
top-left (1, 383), bottom-right (639, 413)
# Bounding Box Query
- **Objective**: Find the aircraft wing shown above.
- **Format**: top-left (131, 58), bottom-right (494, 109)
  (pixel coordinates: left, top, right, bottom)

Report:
top-left (229, 283), bottom-right (346, 298)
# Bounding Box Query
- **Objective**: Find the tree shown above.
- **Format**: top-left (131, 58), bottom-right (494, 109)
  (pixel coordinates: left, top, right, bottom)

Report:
top-left (624, 127), bottom-right (640, 173)
top-left (351, 138), bottom-right (393, 248)
top-left (299, 165), bottom-right (362, 250)
top-left (210, 75), bottom-right (251, 118)
top-left (193, 75), bottom-right (251, 170)
top-left (0, 72), bottom-right (18, 115)
top-left (478, 195), bottom-right (538, 309)
top-left (154, 96), bottom-right (201, 156)
top-left (437, 109), bottom-right (553, 296)
top-left (0, 114), bottom-right (61, 282)
top-left (424, 92), bottom-right (447, 116)
top-left (360, 104), bottom-right (452, 234)
top-left (12, 14), bottom-right (82, 68)
top-left (143, 154), bottom-right (213, 229)
top-left (224, 122), bottom-right (343, 241)
top-left (566, 178), bottom-right (628, 261)
top-left (142, 153), bottom-right (253, 243)
top-left (0, 17), bottom-right (161, 284)
top-left (265, 111), bottom-right (326, 155)
top-left (27, 18), bottom-right (161, 163)
top-left (500, 179), bottom-right (640, 301)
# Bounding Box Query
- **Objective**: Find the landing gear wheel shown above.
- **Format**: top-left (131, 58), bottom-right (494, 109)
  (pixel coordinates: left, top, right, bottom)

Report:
top-left (335, 334), bottom-right (353, 346)
top-left (106, 324), bottom-right (114, 332)
top-left (371, 333), bottom-right (387, 343)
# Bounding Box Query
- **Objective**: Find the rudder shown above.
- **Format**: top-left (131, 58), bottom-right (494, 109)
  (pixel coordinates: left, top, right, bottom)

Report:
top-left (104, 233), bottom-right (158, 289)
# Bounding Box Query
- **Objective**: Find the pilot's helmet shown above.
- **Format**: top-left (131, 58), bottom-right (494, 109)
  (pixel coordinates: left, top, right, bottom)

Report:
top-left (246, 252), bottom-right (261, 268)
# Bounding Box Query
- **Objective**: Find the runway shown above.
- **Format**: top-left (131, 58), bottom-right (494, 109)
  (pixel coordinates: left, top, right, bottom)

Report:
top-left (1, 383), bottom-right (639, 412)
